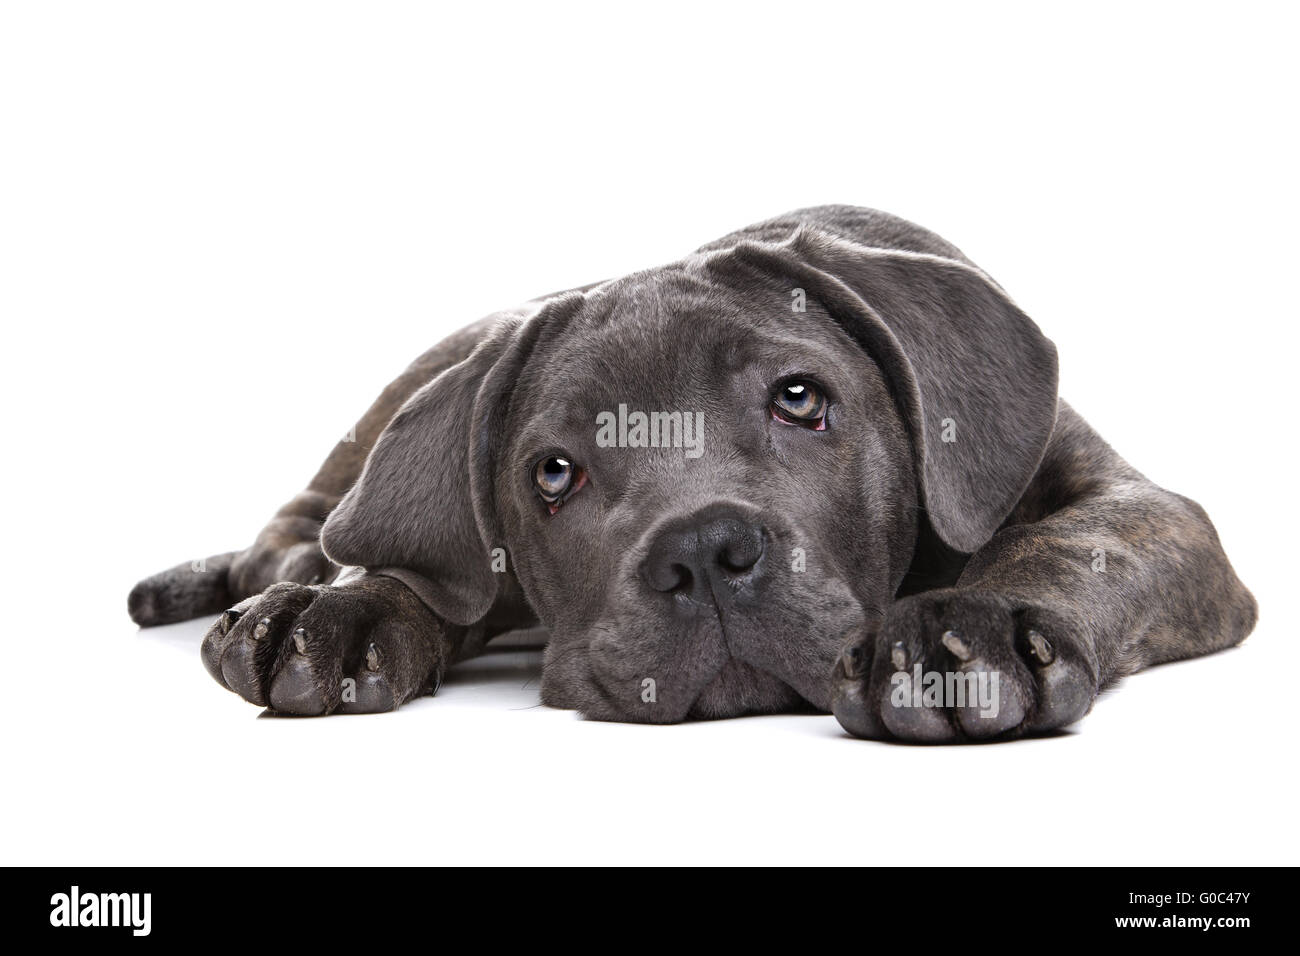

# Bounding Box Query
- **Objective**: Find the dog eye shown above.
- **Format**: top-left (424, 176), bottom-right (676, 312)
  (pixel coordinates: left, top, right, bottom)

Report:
top-left (535, 456), bottom-right (574, 500)
top-left (533, 455), bottom-right (586, 513)
top-left (771, 381), bottom-right (828, 429)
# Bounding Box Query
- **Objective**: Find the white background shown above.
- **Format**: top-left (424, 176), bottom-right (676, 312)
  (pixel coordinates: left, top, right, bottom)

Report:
top-left (2, 1), bottom-right (1296, 866)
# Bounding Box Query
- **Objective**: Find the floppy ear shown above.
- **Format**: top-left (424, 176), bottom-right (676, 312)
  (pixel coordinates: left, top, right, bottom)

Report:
top-left (321, 326), bottom-right (519, 625)
top-left (719, 229), bottom-right (1059, 553)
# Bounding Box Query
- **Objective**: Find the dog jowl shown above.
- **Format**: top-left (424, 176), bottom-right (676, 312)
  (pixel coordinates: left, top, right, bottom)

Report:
top-left (128, 205), bottom-right (1257, 741)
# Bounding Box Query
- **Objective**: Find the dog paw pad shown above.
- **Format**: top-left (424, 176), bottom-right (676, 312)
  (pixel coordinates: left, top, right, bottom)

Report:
top-left (268, 655), bottom-right (325, 716)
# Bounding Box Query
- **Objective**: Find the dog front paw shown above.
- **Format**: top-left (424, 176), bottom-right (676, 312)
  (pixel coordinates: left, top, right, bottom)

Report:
top-left (200, 577), bottom-right (446, 715)
top-left (830, 590), bottom-right (1099, 742)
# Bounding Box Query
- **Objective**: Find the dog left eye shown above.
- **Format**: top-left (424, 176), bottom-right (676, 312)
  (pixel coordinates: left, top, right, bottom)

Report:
top-left (771, 381), bottom-right (828, 429)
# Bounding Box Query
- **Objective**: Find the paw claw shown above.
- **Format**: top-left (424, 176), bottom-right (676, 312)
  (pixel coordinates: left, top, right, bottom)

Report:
top-left (252, 617), bottom-right (271, 641)
top-left (293, 628), bottom-right (308, 655)
top-left (1026, 629), bottom-right (1055, 665)
top-left (366, 642), bottom-right (380, 672)
top-left (839, 641), bottom-right (868, 679)
top-left (890, 640), bottom-right (908, 671)
top-left (940, 629), bottom-right (972, 661)
top-left (219, 610), bottom-right (240, 635)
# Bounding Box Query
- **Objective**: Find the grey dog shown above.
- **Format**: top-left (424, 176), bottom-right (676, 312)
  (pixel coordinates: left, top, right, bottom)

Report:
top-left (128, 206), bottom-right (1256, 742)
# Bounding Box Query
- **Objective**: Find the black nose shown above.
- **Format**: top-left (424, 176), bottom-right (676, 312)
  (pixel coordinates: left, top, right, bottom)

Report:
top-left (641, 505), bottom-right (767, 601)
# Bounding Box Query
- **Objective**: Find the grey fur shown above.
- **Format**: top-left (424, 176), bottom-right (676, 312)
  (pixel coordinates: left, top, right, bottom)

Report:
top-left (130, 205), bottom-right (1256, 741)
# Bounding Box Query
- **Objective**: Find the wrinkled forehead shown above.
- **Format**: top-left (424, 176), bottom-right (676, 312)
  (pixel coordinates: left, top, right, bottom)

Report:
top-left (509, 261), bottom-right (855, 435)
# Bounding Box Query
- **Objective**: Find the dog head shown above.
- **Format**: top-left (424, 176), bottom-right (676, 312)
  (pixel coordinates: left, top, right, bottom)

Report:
top-left (321, 222), bottom-right (1058, 721)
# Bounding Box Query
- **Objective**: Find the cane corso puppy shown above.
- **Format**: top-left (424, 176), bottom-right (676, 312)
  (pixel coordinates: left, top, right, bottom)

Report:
top-left (128, 206), bottom-right (1256, 741)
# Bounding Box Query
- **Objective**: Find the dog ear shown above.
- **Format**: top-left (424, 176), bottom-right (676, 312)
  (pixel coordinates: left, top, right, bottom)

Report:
top-left (718, 230), bottom-right (1059, 553)
top-left (320, 325), bottom-right (521, 625)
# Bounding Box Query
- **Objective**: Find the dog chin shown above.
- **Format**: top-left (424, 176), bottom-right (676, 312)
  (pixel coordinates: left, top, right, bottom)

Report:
top-left (541, 579), bottom-right (871, 722)
top-left (686, 659), bottom-right (809, 720)
top-left (542, 628), bottom-right (832, 723)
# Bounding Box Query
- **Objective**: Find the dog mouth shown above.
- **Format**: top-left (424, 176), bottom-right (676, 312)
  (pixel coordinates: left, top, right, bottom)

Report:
top-left (686, 657), bottom-right (807, 719)
top-left (566, 597), bottom-right (863, 722)
top-left (543, 535), bottom-right (872, 722)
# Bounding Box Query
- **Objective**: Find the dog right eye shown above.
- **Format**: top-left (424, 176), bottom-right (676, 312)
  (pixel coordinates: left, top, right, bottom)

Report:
top-left (533, 455), bottom-right (587, 514)
top-left (535, 456), bottom-right (573, 499)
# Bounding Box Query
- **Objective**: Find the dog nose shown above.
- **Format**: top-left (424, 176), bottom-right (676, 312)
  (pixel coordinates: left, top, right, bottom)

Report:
top-left (641, 506), bottom-right (767, 599)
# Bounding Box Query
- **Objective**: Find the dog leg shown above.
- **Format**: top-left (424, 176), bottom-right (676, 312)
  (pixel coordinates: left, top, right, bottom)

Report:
top-left (832, 404), bottom-right (1257, 742)
top-left (199, 571), bottom-right (469, 714)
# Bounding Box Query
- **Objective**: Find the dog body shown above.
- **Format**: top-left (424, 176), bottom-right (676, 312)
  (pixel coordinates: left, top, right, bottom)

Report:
top-left (129, 206), bottom-right (1256, 741)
